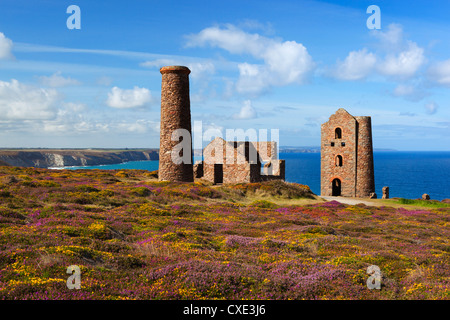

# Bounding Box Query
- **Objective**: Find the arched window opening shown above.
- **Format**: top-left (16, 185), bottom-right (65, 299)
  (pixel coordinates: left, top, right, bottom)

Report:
top-left (335, 155), bottom-right (343, 167)
top-left (335, 127), bottom-right (342, 139)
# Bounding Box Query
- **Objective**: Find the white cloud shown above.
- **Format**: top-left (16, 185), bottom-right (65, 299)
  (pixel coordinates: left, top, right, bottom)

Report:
top-left (236, 63), bottom-right (268, 95)
top-left (333, 48), bottom-right (377, 80)
top-left (141, 59), bottom-right (215, 80)
top-left (371, 23), bottom-right (403, 47)
top-left (186, 24), bottom-right (315, 96)
top-left (114, 119), bottom-right (159, 134)
top-left (263, 40), bottom-right (313, 85)
top-left (374, 24), bottom-right (426, 79)
top-left (106, 86), bottom-right (153, 109)
top-left (425, 102), bottom-right (438, 115)
top-left (332, 23), bottom-right (426, 81)
top-left (427, 59), bottom-right (450, 86)
top-left (0, 79), bottom-right (59, 120)
top-left (39, 71), bottom-right (81, 87)
top-left (378, 41), bottom-right (425, 78)
top-left (0, 32), bottom-right (13, 60)
top-left (140, 58), bottom-right (177, 69)
top-left (41, 110), bottom-right (160, 136)
top-left (233, 100), bottom-right (257, 120)
top-left (186, 24), bottom-right (268, 56)
top-left (187, 61), bottom-right (215, 79)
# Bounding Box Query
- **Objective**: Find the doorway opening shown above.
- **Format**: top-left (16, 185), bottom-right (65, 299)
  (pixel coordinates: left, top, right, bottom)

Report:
top-left (332, 178), bottom-right (341, 196)
top-left (214, 164), bottom-right (223, 184)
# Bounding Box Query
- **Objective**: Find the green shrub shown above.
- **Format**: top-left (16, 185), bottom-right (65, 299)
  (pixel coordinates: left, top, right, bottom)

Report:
top-left (250, 200), bottom-right (277, 208)
top-left (397, 198), bottom-right (450, 208)
top-left (131, 187), bottom-right (152, 197)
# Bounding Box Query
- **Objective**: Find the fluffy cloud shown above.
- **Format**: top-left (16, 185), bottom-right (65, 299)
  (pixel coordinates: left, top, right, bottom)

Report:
top-left (332, 24), bottom-right (426, 81)
top-left (427, 59), bottom-right (450, 86)
top-left (141, 59), bottom-right (215, 80)
top-left (106, 86), bottom-right (153, 109)
top-left (186, 24), bottom-right (315, 95)
top-left (377, 41), bottom-right (425, 78)
top-left (371, 23), bottom-right (403, 47)
top-left (0, 32), bottom-right (13, 59)
top-left (0, 79), bottom-right (59, 120)
top-left (236, 63), bottom-right (269, 95)
top-left (39, 71), bottom-right (81, 87)
top-left (0, 79), bottom-right (159, 138)
top-left (263, 40), bottom-right (313, 85)
top-left (333, 48), bottom-right (377, 80)
top-left (232, 100), bottom-right (257, 120)
top-left (186, 24), bottom-right (268, 55)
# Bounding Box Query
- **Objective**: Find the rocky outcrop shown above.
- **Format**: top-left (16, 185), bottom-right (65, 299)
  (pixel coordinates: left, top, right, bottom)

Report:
top-left (382, 186), bottom-right (389, 199)
top-left (0, 149), bottom-right (159, 168)
top-left (422, 193), bottom-right (430, 200)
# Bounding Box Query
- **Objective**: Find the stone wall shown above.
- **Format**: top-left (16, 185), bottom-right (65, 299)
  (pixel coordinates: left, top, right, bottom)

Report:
top-left (201, 137), bottom-right (284, 184)
top-left (158, 66), bottom-right (194, 182)
top-left (321, 108), bottom-right (357, 197)
top-left (320, 108), bottom-right (375, 198)
top-left (355, 116), bottom-right (375, 197)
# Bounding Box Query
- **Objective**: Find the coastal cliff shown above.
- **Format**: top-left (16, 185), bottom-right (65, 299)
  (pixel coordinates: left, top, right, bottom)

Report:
top-left (0, 149), bottom-right (159, 168)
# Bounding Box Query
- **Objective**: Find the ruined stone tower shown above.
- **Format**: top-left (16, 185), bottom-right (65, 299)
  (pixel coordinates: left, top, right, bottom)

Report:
top-left (158, 66), bottom-right (193, 182)
top-left (320, 108), bottom-right (375, 197)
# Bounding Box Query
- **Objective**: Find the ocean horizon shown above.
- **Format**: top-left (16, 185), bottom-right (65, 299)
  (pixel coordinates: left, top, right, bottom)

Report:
top-left (60, 151), bottom-right (450, 201)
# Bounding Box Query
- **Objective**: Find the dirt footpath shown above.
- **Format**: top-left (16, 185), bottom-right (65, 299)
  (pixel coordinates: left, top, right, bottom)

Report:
top-left (321, 196), bottom-right (381, 206)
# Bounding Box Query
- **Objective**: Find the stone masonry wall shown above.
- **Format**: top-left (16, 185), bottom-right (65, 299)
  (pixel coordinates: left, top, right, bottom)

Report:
top-left (202, 137), bottom-right (284, 184)
top-left (158, 66), bottom-right (194, 182)
top-left (355, 116), bottom-right (375, 197)
top-left (321, 109), bottom-right (357, 197)
top-left (320, 108), bottom-right (375, 198)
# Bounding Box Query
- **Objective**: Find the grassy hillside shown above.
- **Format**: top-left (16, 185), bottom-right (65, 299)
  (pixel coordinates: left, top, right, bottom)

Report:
top-left (0, 166), bottom-right (448, 300)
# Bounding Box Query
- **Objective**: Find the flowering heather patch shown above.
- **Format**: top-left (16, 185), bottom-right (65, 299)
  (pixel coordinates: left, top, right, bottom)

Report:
top-left (0, 166), bottom-right (449, 300)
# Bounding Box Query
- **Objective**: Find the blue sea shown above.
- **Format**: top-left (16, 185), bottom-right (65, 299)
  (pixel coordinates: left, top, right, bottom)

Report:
top-left (65, 151), bottom-right (450, 201)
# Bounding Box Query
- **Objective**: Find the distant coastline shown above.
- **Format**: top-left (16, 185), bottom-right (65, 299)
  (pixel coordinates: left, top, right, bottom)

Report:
top-left (0, 147), bottom-right (433, 169)
top-left (0, 148), bottom-right (158, 168)
top-left (1, 147), bottom-right (326, 168)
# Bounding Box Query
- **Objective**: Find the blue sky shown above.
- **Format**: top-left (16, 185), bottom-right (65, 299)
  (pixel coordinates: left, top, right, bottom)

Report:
top-left (0, 0), bottom-right (449, 150)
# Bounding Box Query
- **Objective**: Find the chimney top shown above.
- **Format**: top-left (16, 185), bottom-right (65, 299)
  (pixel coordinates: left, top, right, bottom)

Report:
top-left (160, 65), bottom-right (191, 74)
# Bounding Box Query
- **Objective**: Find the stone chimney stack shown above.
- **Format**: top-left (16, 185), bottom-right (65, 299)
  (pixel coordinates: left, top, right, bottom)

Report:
top-left (158, 66), bottom-right (194, 182)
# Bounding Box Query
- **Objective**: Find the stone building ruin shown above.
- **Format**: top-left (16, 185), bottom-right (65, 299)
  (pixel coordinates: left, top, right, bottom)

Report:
top-left (157, 65), bottom-right (285, 184)
top-left (195, 137), bottom-right (285, 184)
top-left (320, 108), bottom-right (375, 198)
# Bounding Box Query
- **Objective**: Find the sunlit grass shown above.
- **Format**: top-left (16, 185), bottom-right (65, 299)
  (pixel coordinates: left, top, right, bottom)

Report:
top-left (395, 198), bottom-right (450, 208)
